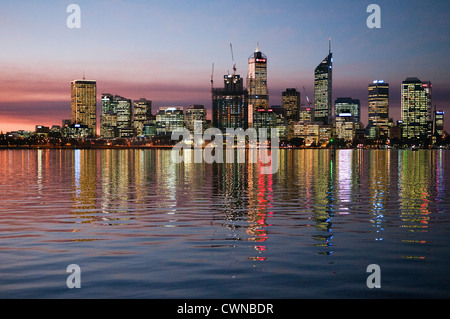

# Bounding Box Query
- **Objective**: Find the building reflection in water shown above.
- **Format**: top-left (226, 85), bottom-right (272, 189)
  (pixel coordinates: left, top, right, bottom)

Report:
top-left (435, 149), bottom-right (445, 214)
top-left (367, 150), bottom-right (390, 241)
top-left (61, 147), bottom-right (447, 261)
top-left (397, 150), bottom-right (443, 259)
top-left (71, 149), bottom-right (98, 228)
top-left (311, 150), bottom-right (334, 255)
top-left (246, 150), bottom-right (274, 262)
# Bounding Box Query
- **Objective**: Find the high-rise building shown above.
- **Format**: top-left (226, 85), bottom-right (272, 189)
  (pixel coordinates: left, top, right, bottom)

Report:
top-left (368, 81), bottom-right (389, 139)
top-left (435, 110), bottom-right (444, 137)
top-left (423, 81), bottom-right (432, 121)
top-left (314, 43), bottom-right (332, 124)
top-left (116, 97), bottom-right (133, 138)
top-left (253, 106), bottom-right (287, 140)
top-left (185, 105), bottom-right (207, 134)
top-left (71, 79), bottom-right (97, 136)
top-left (282, 88), bottom-right (301, 122)
top-left (422, 81), bottom-right (434, 138)
top-left (247, 47), bottom-right (268, 127)
top-left (101, 93), bottom-right (118, 138)
top-left (401, 77), bottom-right (430, 140)
top-left (100, 94), bottom-right (133, 138)
top-left (155, 107), bottom-right (184, 135)
top-left (212, 74), bottom-right (248, 131)
top-left (335, 97), bottom-right (361, 123)
top-left (133, 98), bottom-right (153, 136)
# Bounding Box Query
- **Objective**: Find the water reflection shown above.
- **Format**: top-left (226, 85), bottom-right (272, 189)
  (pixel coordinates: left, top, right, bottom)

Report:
top-left (2, 148), bottom-right (447, 263)
top-left (368, 150), bottom-right (390, 241)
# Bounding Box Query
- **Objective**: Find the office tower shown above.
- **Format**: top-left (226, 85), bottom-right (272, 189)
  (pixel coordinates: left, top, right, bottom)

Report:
top-left (282, 88), bottom-right (301, 122)
top-left (253, 106), bottom-right (287, 140)
top-left (368, 81), bottom-right (389, 139)
top-left (435, 110), bottom-right (444, 137)
top-left (401, 77), bottom-right (430, 140)
top-left (299, 107), bottom-right (314, 123)
top-left (71, 79), bottom-right (97, 136)
top-left (212, 74), bottom-right (248, 131)
top-left (116, 97), bottom-right (133, 138)
top-left (185, 105), bottom-right (207, 133)
top-left (314, 43), bottom-right (332, 124)
top-left (133, 98), bottom-right (153, 136)
top-left (423, 81), bottom-right (432, 121)
top-left (335, 97), bottom-right (361, 123)
top-left (422, 81), bottom-right (433, 137)
top-left (100, 94), bottom-right (133, 138)
top-left (247, 46), bottom-right (269, 127)
top-left (101, 93), bottom-right (118, 138)
top-left (155, 107), bottom-right (184, 135)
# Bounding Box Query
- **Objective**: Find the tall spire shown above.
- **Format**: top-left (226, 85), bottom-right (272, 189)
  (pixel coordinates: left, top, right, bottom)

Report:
top-left (256, 41), bottom-right (260, 52)
top-left (329, 37), bottom-right (331, 54)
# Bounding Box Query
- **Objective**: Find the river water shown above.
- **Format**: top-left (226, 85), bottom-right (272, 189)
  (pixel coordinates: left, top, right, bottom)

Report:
top-left (0, 148), bottom-right (449, 298)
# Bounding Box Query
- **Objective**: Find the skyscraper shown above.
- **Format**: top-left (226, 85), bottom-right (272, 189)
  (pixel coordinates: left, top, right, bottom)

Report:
top-left (368, 81), bottom-right (389, 138)
top-left (116, 97), bottom-right (133, 138)
top-left (314, 42), bottom-right (332, 124)
top-left (101, 93), bottom-right (118, 138)
top-left (401, 77), bottom-right (430, 140)
top-left (100, 94), bottom-right (133, 138)
top-left (133, 98), bottom-right (153, 136)
top-left (71, 78), bottom-right (97, 136)
top-left (282, 88), bottom-right (301, 122)
top-left (247, 46), bottom-right (268, 127)
top-left (212, 74), bottom-right (248, 131)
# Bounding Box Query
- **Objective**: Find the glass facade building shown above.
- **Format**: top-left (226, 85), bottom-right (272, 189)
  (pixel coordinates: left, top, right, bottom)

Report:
top-left (100, 94), bottom-right (133, 138)
top-left (314, 50), bottom-right (332, 124)
top-left (401, 77), bottom-right (430, 140)
top-left (155, 107), bottom-right (184, 136)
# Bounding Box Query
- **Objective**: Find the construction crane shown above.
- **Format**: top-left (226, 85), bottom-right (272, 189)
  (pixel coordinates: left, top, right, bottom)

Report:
top-left (302, 86), bottom-right (312, 107)
top-left (230, 43), bottom-right (237, 75)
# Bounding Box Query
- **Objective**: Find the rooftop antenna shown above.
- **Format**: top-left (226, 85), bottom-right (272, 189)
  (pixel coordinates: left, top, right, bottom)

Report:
top-left (256, 41), bottom-right (260, 52)
top-left (82, 71), bottom-right (85, 80)
top-left (210, 62), bottom-right (214, 90)
top-left (329, 38), bottom-right (331, 54)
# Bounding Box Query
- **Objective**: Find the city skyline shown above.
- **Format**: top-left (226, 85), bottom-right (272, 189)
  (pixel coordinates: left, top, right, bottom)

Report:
top-left (0, 0), bottom-right (449, 133)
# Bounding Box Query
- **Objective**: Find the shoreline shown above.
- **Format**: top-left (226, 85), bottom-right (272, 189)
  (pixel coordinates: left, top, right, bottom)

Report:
top-left (0, 145), bottom-right (446, 150)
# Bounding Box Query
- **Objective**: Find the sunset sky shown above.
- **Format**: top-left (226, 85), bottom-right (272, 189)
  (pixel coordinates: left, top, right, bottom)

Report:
top-left (0, 0), bottom-right (449, 133)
